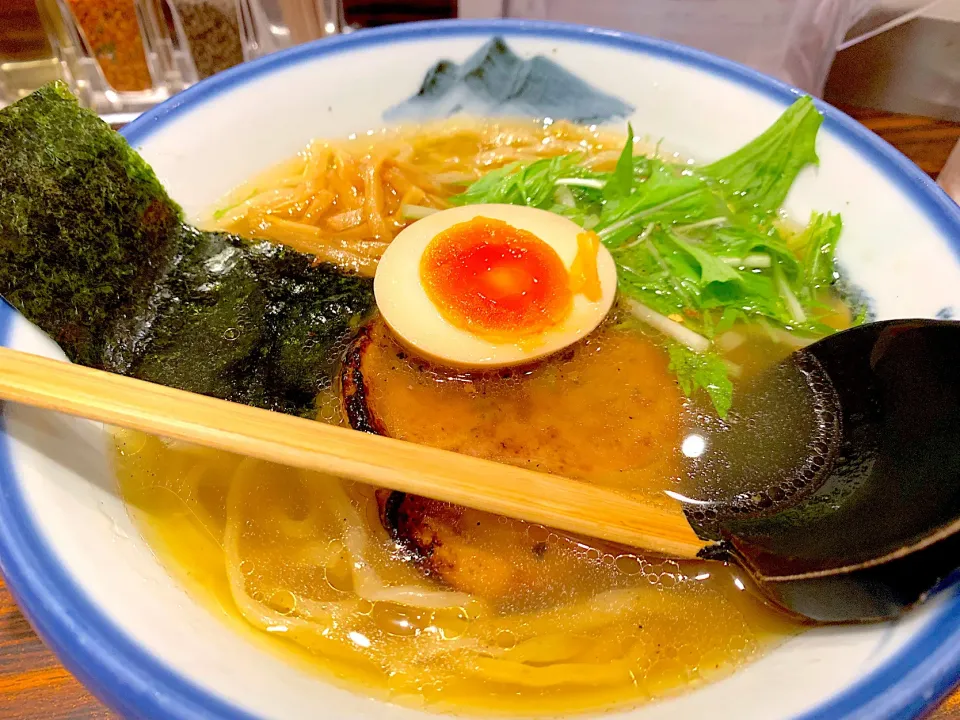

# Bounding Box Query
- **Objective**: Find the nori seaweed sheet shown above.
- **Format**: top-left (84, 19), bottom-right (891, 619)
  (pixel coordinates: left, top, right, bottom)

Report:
top-left (0, 83), bottom-right (374, 418)
top-left (131, 228), bottom-right (373, 415)
top-left (0, 83), bottom-right (183, 370)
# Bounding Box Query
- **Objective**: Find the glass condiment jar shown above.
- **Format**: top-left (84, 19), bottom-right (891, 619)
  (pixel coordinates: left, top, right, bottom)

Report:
top-left (169, 0), bottom-right (245, 79)
top-left (0, 0), bottom-right (63, 106)
top-left (168, 0), bottom-right (348, 80)
top-left (66, 0), bottom-right (154, 91)
top-left (38, 0), bottom-right (347, 115)
top-left (43, 0), bottom-right (195, 115)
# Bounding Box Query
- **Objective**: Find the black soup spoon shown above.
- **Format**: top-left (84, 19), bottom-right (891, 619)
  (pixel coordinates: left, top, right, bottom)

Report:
top-left (679, 319), bottom-right (960, 623)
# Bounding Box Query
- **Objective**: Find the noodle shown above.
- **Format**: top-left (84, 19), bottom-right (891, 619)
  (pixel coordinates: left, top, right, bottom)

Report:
top-left (206, 118), bottom-right (638, 276)
top-left (118, 430), bottom-right (795, 714)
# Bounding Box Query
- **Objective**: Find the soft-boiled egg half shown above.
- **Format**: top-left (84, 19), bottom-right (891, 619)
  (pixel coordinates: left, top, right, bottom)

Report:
top-left (374, 204), bottom-right (617, 368)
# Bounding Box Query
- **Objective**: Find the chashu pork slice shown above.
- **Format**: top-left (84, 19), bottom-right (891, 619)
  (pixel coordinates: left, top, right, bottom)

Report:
top-left (341, 317), bottom-right (684, 603)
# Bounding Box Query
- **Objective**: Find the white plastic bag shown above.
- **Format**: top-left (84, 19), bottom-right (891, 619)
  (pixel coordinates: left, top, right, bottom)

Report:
top-left (474, 0), bottom-right (877, 95)
top-left (940, 139), bottom-right (960, 203)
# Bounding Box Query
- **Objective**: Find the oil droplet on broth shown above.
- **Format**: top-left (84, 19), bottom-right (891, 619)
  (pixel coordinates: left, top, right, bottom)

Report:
top-left (438, 612), bottom-right (468, 640)
top-left (269, 589), bottom-right (298, 615)
top-left (112, 427), bottom-right (148, 456)
top-left (495, 629), bottom-right (518, 649)
top-left (324, 562), bottom-right (353, 593)
top-left (615, 554), bottom-right (644, 576)
top-left (372, 603), bottom-right (434, 638)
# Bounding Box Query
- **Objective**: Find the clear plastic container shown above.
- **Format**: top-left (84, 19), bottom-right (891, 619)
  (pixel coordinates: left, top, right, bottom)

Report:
top-left (38, 0), bottom-right (346, 114)
top-left (169, 0), bottom-right (348, 79)
top-left (66, 0), bottom-right (154, 91)
top-left (481, 0), bottom-right (878, 95)
top-left (241, 0), bottom-right (347, 57)
top-left (940, 139), bottom-right (960, 203)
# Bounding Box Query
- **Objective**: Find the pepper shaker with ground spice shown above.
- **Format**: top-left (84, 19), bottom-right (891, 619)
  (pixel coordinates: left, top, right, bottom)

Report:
top-left (66, 0), bottom-right (154, 91)
top-left (172, 0), bottom-right (244, 79)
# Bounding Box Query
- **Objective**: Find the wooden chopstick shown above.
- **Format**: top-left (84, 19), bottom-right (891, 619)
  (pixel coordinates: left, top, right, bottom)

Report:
top-left (0, 346), bottom-right (707, 560)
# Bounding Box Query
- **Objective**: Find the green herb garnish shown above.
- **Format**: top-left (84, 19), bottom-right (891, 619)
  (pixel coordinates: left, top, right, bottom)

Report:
top-left (667, 345), bottom-right (734, 419)
top-left (452, 97), bottom-right (844, 416)
top-left (699, 96), bottom-right (822, 215)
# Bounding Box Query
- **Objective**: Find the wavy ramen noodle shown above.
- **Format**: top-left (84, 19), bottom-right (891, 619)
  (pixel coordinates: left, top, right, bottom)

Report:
top-left (208, 119), bottom-right (642, 276)
top-left (117, 429), bottom-right (794, 715)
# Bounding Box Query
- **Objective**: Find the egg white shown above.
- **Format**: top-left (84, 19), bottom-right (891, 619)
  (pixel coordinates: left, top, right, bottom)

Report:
top-left (374, 204), bottom-right (617, 368)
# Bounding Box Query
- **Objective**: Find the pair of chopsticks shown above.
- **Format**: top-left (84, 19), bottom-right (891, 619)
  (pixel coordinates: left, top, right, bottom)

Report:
top-left (0, 346), bottom-right (707, 560)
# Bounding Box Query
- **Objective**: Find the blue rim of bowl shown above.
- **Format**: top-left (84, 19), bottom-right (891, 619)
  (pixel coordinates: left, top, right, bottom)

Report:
top-left (0, 18), bottom-right (957, 720)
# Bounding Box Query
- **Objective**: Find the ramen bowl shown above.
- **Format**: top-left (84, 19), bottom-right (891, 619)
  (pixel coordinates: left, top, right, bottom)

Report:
top-left (2, 19), bottom-right (960, 720)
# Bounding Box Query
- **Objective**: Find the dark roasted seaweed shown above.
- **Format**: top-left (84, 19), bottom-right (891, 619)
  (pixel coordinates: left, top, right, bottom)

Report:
top-left (0, 82), bottom-right (183, 370)
top-left (133, 228), bottom-right (373, 416)
top-left (0, 84), bottom-right (373, 418)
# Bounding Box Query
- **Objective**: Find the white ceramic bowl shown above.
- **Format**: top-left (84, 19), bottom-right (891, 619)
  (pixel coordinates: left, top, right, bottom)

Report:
top-left (2, 19), bottom-right (960, 720)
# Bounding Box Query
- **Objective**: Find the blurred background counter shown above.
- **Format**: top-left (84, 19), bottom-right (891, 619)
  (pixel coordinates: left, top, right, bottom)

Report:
top-left (0, 0), bottom-right (448, 118)
top-left (1, 0), bottom-right (956, 123)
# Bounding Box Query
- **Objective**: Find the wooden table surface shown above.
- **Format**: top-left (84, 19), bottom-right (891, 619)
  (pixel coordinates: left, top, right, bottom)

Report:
top-left (0, 105), bottom-right (958, 720)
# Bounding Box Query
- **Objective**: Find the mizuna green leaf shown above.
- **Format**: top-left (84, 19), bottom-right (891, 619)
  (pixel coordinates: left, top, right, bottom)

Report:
top-left (453, 97), bottom-right (839, 416)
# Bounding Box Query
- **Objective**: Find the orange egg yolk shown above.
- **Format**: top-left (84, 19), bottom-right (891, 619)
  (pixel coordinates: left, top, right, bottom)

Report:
top-left (419, 217), bottom-right (573, 340)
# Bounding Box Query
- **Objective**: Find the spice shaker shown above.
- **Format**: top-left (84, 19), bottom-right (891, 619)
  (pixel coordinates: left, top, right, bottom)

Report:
top-left (169, 0), bottom-right (246, 79)
top-left (44, 0), bottom-right (195, 115)
top-left (66, 0), bottom-right (154, 91)
top-left (39, 0), bottom-right (348, 115)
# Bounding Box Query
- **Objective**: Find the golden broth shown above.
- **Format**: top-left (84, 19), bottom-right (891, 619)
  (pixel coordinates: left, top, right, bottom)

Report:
top-left (112, 118), bottom-right (852, 715)
top-left (116, 430), bottom-right (797, 715)
top-left (114, 304), bottom-right (815, 716)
